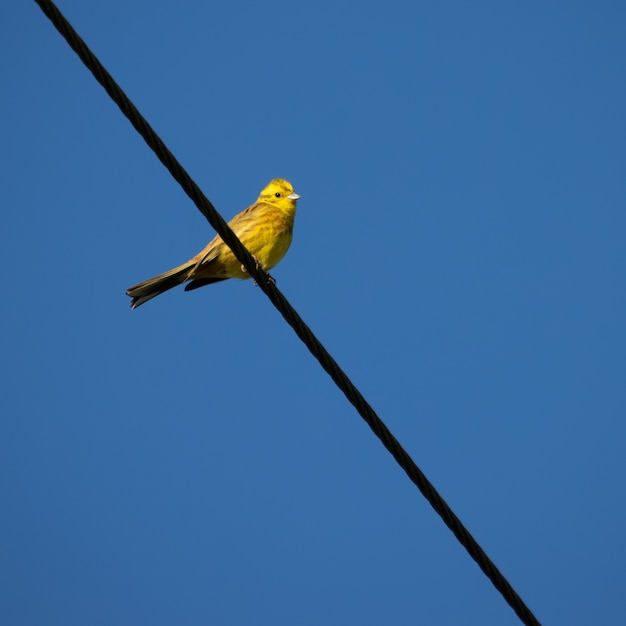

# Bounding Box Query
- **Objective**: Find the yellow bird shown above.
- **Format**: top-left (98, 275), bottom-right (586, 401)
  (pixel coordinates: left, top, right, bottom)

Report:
top-left (126, 178), bottom-right (300, 309)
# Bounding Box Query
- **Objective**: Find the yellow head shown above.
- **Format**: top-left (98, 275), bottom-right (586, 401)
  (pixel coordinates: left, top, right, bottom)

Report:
top-left (257, 178), bottom-right (301, 209)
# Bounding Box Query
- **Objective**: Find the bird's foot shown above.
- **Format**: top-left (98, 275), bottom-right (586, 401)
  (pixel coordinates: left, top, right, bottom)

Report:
top-left (253, 273), bottom-right (276, 286)
top-left (240, 256), bottom-right (276, 286)
top-left (241, 255), bottom-right (261, 274)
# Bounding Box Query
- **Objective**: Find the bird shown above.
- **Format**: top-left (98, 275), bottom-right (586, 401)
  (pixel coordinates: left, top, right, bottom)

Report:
top-left (126, 178), bottom-right (300, 309)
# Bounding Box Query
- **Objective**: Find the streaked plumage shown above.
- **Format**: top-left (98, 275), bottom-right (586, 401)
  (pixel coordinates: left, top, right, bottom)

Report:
top-left (126, 178), bottom-right (300, 309)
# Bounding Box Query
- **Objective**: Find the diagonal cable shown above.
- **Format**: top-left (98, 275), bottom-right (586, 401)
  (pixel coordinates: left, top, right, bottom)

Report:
top-left (33, 1), bottom-right (541, 625)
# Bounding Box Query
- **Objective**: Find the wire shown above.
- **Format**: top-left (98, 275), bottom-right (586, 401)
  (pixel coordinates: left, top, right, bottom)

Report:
top-left (33, 1), bottom-right (541, 624)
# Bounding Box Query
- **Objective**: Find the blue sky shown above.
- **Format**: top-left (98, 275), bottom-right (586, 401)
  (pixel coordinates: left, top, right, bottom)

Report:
top-left (2, 2), bottom-right (625, 624)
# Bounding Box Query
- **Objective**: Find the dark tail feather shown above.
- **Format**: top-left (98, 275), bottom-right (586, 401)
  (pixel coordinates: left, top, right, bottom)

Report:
top-left (184, 277), bottom-right (228, 291)
top-left (126, 262), bottom-right (193, 309)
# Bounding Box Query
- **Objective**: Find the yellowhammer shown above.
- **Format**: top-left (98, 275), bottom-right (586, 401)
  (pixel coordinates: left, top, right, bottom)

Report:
top-left (126, 178), bottom-right (300, 309)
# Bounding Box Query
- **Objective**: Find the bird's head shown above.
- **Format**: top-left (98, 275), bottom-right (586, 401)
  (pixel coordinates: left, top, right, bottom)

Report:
top-left (258, 179), bottom-right (301, 208)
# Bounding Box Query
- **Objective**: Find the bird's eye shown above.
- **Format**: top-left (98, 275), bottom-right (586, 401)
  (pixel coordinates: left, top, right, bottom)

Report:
top-left (275, 192), bottom-right (282, 198)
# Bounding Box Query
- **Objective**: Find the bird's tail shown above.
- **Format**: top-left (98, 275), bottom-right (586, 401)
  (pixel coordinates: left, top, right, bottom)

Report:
top-left (126, 261), bottom-right (194, 309)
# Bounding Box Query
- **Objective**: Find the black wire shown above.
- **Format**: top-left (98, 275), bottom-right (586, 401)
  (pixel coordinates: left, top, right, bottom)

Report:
top-left (33, 2), bottom-right (542, 624)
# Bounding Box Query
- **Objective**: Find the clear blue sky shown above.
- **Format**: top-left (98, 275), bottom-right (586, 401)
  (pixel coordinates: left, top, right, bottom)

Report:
top-left (2, 2), bottom-right (625, 624)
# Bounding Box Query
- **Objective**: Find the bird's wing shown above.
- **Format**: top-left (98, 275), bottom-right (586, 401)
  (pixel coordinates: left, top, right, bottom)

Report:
top-left (191, 201), bottom-right (264, 270)
top-left (227, 202), bottom-right (264, 235)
